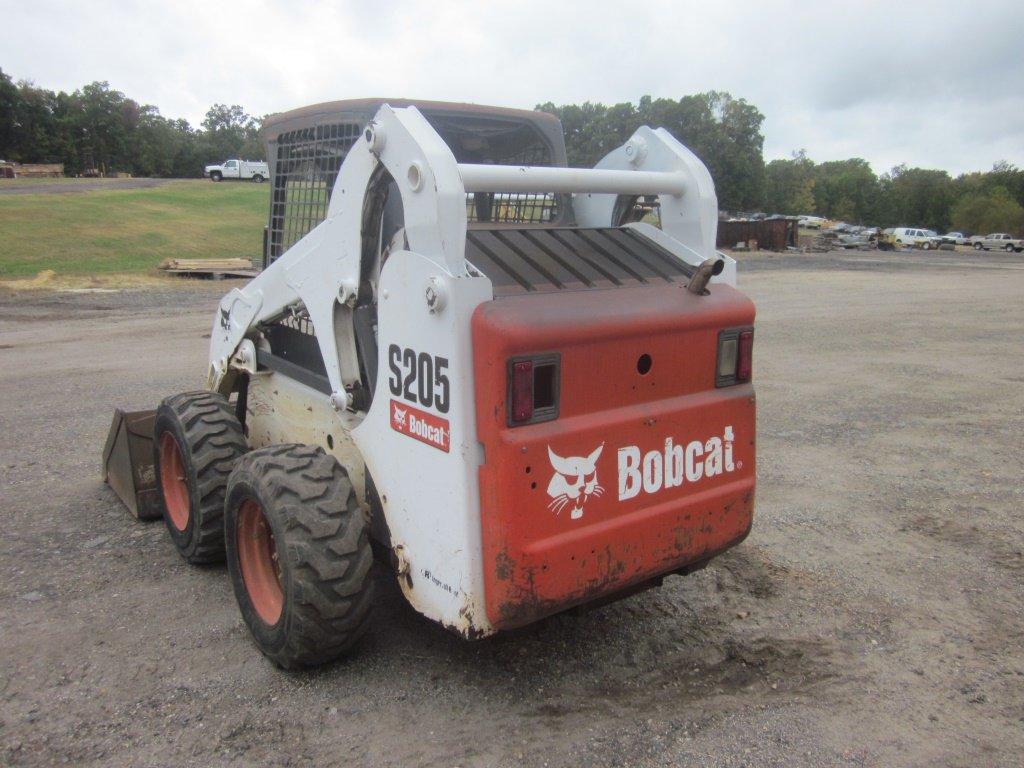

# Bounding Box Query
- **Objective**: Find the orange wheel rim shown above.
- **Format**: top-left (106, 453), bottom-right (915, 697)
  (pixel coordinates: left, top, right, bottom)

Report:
top-left (237, 498), bottom-right (284, 625)
top-left (159, 432), bottom-right (190, 532)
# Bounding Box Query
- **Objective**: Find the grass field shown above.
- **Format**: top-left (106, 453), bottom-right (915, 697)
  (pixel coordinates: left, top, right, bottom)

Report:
top-left (0, 179), bottom-right (267, 279)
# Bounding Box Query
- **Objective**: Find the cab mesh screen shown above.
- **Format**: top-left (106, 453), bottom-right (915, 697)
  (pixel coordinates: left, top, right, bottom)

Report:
top-left (267, 116), bottom-right (560, 265)
top-left (268, 122), bottom-right (362, 263)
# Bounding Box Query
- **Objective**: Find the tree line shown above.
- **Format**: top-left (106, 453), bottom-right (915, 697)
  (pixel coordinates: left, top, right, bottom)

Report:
top-left (538, 97), bottom-right (1024, 235)
top-left (537, 93), bottom-right (767, 213)
top-left (762, 152), bottom-right (1024, 234)
top-left (2, 68), bottom-right (1021, 234)
top-left (0, 68), bottom-right (263, 177)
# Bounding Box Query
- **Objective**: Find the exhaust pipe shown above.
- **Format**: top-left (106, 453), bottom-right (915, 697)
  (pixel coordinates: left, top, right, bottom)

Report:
top-left (687, 257), bottom-right (725, 295)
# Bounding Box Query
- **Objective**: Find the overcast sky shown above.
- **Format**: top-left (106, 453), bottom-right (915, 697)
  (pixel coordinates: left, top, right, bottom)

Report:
top-left (3, 0), bottom-right (1022, 175)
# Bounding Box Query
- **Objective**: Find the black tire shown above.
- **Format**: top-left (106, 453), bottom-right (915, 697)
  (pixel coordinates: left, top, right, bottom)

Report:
top-left (252, 174), bottom-right (264, 183)
top-left (1005, 244), bottom-right (1014, 253)
top-left (974, 242), bottom-right (983, 251)
top-left (922, 241), bottom-right (932, 250)
top-left (154, 391), bottom-right (247, 563)
top-left (224, 444), bottom-right (374, 669)
top-left (211, 171), bottom-right (222, 182)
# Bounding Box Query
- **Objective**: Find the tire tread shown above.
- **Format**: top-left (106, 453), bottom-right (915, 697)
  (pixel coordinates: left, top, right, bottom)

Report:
top-left (156, 391), bottom-right (247, 563)
top-left (227, 444), bottom-right (374, 668)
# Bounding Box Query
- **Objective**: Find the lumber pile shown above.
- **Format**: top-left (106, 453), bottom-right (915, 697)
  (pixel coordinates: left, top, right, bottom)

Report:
top-left (159, 258), bottom-right (257, 279)
top-left (8, 163), bottom-right (64, 178)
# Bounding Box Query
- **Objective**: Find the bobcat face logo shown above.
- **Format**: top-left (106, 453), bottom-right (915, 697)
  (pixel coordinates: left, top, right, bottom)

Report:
top-left (547, 444), bottom-right (604, 520)
top-left (392, 403), bottom-right (407, 429)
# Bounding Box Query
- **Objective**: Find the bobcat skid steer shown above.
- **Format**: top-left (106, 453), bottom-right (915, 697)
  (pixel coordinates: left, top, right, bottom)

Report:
top-left (145, 102), bottom-right (756, 668)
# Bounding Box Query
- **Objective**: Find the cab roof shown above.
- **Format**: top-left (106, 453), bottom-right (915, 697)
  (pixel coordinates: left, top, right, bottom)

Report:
top-left (261, 98), bottom-right (566, 166)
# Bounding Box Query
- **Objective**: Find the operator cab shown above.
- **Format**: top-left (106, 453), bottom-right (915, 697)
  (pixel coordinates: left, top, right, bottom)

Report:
top-left (258, 100), bottom-right (572, 412)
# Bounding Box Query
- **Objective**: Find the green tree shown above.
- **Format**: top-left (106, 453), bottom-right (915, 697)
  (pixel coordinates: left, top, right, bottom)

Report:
top-left (950, 187), bottom-right (1024, 236)
top-left (11, 80), bottom-right (62, 164)
top-left (880, 165), bottom-right (954, 231)
top-left (0, 68), bottom-right (20, 159)
top-left (812, 159), bottom-right (879, 224)
top-left (955, 162), bottom-right (1024, 210)
top-left (201, 104), bottom-right (263, 163)
top-left (72, 81), bottom-right (134, 173)
top-left (537, 92), bottom-right (766, 211)
top-left (765, 151), bottom-right (816, 214)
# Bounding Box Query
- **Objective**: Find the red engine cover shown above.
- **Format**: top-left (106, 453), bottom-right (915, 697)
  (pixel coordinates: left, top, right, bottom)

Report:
top-left (472, 282), bottom-right (756, 630)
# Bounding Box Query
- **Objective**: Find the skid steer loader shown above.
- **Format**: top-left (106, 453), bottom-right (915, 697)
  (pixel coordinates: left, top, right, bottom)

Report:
top-left (105, 100), bottom-right (756, 668)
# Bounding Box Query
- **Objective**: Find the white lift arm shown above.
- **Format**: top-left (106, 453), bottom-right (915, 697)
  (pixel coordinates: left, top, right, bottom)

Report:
top-left (208, 105), bottom-right (726, 403)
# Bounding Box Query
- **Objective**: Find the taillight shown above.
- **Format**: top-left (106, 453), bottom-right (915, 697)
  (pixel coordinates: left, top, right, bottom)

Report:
top-left (737, 329), bottom-right (753, 382)
top-left (507, 354), bottom-right (560, 426)
top-left (716, 328), bottom-right (754, 387)
top-left (510, 361), bottom-right (534, 423)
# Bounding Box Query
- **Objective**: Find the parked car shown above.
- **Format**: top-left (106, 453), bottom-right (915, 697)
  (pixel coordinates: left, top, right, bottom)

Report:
top-left (891, 227), bottom-right (942, 250)
top-left (827, 222), bottom-right (853, 234)
top-left (204, 159), bottom-right (269, 182)
top-left (837, 232), bottom-right (871, 249)
top-left (973, 233), bottom-right (1024, 252)
top-left (798, 215), bottom-right (825, 229)
top-left (941, 231), bottom-right (969, 246)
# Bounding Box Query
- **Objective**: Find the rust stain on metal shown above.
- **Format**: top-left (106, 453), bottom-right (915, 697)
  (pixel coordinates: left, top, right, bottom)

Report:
top-left (495, 551), bottom-right (514, 581)
top-left (392, 544), bottom-right (413, 589)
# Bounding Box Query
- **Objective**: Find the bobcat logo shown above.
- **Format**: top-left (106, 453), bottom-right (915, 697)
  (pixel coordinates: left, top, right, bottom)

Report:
top-left (547, 444), bottom-right (604, 520)
top-left (392, 403), bottom-right (407, 429)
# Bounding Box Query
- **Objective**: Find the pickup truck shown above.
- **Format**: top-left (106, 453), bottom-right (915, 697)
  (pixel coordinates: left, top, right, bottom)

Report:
top-left (204, 159), bottom-right (269, 183)
top-left (973, 233), bottom-right (1024, 252)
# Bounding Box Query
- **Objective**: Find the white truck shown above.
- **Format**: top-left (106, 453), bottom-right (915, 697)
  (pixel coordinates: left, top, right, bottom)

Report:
top-left (204, 159), bottom-right (269, 183)
top-left (973, 233), bottom-right (1024, 252)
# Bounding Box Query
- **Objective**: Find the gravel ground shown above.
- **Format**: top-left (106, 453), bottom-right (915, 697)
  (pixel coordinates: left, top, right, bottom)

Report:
top-left (1, 250), bottom-right (1022, 767)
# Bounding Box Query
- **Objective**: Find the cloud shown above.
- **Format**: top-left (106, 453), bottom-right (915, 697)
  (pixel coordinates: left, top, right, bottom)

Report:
top-left (2, 0), bottom-right (1021, 175)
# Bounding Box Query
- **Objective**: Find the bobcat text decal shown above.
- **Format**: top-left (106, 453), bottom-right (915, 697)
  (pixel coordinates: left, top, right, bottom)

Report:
top-left (547, 426), bottom-right (739, 520)
top-left (618, 426), bottom-right (737, 500)
top-left (390, 399), bottom-right (450, 452)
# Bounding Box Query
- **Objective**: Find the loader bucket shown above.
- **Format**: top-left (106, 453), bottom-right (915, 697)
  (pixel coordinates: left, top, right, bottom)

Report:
top-left (101, 408), bottom-right (162, 520)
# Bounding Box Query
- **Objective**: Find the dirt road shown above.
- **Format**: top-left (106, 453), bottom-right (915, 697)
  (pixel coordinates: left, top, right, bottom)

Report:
top-left (1, 251), bottom-right (1022, 767)
top-left (0, 178), bottom-right (176, 196)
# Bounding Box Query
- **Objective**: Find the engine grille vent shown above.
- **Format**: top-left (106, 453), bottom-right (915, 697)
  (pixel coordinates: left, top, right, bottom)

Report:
top-left (465, 227), bottom-right (695, 297)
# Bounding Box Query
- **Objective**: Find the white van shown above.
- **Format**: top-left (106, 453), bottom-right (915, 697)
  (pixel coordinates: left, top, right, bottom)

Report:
top-left (891, 227), bottom-right (941, 250)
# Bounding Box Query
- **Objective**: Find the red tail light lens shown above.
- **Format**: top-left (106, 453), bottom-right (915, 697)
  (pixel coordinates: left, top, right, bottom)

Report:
top-left (510, 360), bottom-right (534, 423)
top-left (737, 329), bottom-right (753, 382)
top-left (716, 327), bottom-right (754, 387)
top-left (507, 354), bottom-right (561, 426)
